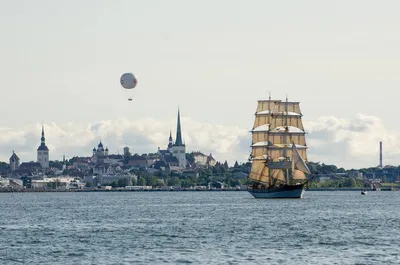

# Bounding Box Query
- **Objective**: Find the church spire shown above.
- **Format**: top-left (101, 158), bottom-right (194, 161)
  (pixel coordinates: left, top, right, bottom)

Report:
top-left (37, 123), bottom-right (49, 168)
top-left (41, 124), bottom-right (45, 144)
top-left (37, 124), bottom-right (48, 151)
top-left (168, 129), bottom-right (173, 148)
top-left (174, 108), bottom-right (184, 146)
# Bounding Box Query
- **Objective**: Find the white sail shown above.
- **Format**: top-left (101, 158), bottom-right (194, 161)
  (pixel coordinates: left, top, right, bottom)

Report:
top-left (291, 142), bottom-right (311, 174)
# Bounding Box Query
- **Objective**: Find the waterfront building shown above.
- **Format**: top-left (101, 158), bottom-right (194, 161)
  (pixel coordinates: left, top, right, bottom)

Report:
top-left (191, 151), bottom-right (217, 167)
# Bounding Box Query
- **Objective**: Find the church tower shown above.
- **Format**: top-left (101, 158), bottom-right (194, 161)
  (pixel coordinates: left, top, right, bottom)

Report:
top-left (62, 154), bottom-right (67, 171)
top-left (9, 151), bottom-right (20, 172)
top-left (37, 125), bottom-right (49, 168)
top-left (170, 108), bottom-right (186, 168)
top-left (168, 130), bottom-right (173, 150)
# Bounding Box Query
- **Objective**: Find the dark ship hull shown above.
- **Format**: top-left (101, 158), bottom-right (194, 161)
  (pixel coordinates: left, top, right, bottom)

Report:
top-left (247, 184), bottom-right (305, 199)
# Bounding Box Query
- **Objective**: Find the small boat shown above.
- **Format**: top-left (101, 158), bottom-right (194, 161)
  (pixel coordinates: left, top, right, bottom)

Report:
top-left (361, 190), bottom-right (367, 195)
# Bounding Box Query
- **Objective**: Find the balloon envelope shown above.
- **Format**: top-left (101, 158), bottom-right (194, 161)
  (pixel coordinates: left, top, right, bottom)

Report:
top-left (120, 73), bottom-right (137, 89)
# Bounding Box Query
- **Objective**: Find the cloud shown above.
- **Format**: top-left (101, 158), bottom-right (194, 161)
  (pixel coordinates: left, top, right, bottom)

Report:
top-left (304, 114), bottom-right (400, 169)
top-left (0, 114), bottom-right (399, 169)
top-left (0, 117), bottom-right (250, 167)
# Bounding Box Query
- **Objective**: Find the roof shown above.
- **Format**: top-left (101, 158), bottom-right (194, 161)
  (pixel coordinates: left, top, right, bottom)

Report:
top-left (158, 150), bottom-right (170, 155)
top-left (192, 151), bottom-right (206, 157)
top-left (98, 141), bottom-right (103, 148)
top-left (10, 152), bottom-right (19, 161)
top-left (154, 160), bottom-right (168, 169)
top-left (19, 162), bottom-right (42, 169)
top-left (37, 144), bottom-right (49, 151)
top-left (107, 154), bottom-right (123, 159)
top-left (129, 156), bottom-right (146, 161)
top-left (164, 156), bottom-right (179, 164)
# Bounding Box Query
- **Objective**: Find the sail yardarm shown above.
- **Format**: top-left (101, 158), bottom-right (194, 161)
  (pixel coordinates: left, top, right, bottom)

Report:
top-left (270, 116), bottom-right (304, 131)
top-left (266, 145), bottom-right (307, 161)
top-left (252, 124), bottom-right (269, 132)
top-left (256, 101), bottom-right (302, 115)
top-left (291, 143), bottom-right (311, 174)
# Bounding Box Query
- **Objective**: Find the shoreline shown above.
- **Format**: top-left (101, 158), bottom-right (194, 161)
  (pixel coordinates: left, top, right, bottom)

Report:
top-left (0, 188), bottom-right (398, 193)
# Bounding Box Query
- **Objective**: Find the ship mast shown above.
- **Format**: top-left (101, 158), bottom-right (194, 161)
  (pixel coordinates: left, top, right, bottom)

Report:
top-left (284, 94), bottom-right (289, 184)
top-left (267, 91), bottom-right (272, 187)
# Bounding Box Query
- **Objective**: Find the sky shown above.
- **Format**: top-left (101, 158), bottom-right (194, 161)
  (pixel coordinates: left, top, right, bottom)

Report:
top-left (1, 0), bottom-right (400, 169)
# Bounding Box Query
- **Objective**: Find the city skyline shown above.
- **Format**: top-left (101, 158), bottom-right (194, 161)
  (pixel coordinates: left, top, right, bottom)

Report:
top-left (1, 0), bottom-right (400, 169)
top-left (0, 112), bottom-right (394, 170)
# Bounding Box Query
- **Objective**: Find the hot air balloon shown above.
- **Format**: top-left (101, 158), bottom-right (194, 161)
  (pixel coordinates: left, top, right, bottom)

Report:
top-left (120, 73), bottom-right (137, 101)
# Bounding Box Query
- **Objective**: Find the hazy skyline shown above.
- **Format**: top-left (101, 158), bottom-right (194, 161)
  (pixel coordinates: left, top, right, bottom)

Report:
top-left (1, 0), bottom-right (400, 169)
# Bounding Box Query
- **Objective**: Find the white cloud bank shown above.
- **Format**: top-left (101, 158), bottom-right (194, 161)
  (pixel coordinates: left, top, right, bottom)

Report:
top-left (1, 114), bottom-right (399, 169)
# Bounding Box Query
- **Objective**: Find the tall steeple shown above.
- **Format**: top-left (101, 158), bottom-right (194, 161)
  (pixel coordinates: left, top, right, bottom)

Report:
top-left (174, 108), bottom-right (184, 146)
top-left (168, 130), bottom-right (173, 148)
top-left (38, 124), bottom-right (49, 151)
top-left (41, 124), bottom-right (45, 144)
top-left (37, 123), bottom-right (49, 168)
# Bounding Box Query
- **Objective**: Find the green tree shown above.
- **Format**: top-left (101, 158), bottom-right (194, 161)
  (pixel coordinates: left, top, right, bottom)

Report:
top-left (131, 177), bottom-right (137, 186)
top-left (345, 177), bottom-right (357, 187)
top-left (181, 178), bottom-right (195, 187)
top-left (167, 177), bottom-right (181, 186)
top-left (117, 178), bottom-right (129, 187)
top-left (146, 176), bottom-right (164, 187)
top-left (137, 177), bottom-right (146, 186)
top-left (110, 181), bottom-right (118, 188)
top-left (186, 153), bottom-right (195, 165)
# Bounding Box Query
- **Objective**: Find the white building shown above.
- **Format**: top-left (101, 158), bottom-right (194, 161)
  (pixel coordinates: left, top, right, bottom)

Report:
top-left (191, 151), bottom-right (217, 167)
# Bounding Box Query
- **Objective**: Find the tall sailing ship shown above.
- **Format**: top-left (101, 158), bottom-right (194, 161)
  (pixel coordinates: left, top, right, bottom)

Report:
top-left (247, 94), bottom-right (311, 199)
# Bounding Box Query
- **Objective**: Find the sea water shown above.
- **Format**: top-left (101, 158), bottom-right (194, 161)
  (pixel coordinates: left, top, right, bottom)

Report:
top-left (0, 191), bottom-right (399, 264)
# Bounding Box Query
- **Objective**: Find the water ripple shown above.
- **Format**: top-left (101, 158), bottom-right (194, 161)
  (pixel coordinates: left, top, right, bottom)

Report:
top-left (0, 191), bottom-right (399, 264)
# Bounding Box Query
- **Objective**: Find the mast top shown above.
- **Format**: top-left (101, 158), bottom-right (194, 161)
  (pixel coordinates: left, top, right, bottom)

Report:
top-left (266, 90), bottom-right (271, 100)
